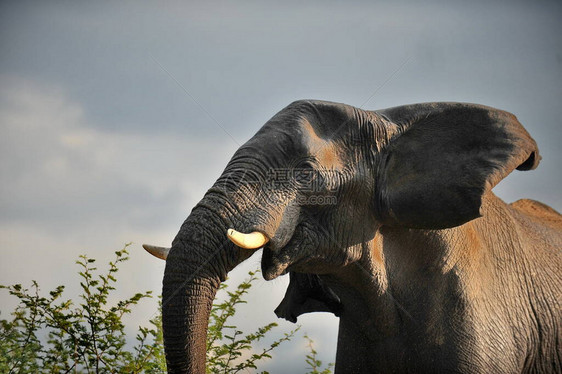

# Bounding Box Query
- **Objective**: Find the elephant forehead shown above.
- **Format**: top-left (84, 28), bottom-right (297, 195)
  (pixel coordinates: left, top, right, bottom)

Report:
top-left (301, 120), bottom-right (344, 170)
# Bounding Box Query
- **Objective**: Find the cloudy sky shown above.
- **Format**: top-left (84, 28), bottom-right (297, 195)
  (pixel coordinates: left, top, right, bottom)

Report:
top-left (1, 1), bottom-right (560, 372)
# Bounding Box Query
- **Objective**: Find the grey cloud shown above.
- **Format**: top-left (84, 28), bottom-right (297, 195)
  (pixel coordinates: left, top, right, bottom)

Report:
top-left (0, 77), bottom-right (223, 234)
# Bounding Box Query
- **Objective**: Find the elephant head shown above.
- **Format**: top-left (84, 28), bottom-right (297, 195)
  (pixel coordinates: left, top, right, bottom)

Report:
top-left (145, 100), bottom-right (539, 373)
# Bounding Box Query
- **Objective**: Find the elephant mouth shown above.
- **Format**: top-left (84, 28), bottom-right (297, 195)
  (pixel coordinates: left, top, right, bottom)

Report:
top-left (262, 246), bottom-right (308, 280)
top-left (260, 240), bottom-right (288, 280)
top-left (261, 249), bottom-right (291, 280)
top-left (261, 227), bottom-right (309, 281)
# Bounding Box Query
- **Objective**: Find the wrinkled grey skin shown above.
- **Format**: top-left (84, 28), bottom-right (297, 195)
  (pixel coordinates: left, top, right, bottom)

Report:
top-left (161, 100), bottom-right (561, 373)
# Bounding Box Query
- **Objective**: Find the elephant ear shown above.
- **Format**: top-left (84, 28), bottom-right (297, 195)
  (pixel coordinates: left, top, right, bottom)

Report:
top-left (274, 272), bottom-right (342, 323)
top-left (375, 102), bottom-right (540, 229)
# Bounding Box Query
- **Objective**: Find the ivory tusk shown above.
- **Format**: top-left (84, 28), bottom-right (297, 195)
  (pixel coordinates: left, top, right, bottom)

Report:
top-left (142, 244), bottom-right (170, 260)
top-left (227, 229), bottom-right (269, 249)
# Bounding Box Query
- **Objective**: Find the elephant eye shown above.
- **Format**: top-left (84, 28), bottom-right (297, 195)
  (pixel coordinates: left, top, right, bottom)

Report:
top-left (294, 158), bottom-right (315, 170)
top-left (293, 162), bottom-right (327, 193)
top-left (294, 168), bottom-right (315, 187)
top-left (266, 160), bottom-right (316, 192)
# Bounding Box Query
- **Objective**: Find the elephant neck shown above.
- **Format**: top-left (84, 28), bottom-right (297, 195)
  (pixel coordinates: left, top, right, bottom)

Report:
top-left (327, 225), bottom-right (474, 340)
top-left (327, 230), bottom-right (471, 372)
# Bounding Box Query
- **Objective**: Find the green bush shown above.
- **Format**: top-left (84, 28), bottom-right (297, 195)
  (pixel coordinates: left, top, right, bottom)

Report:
top-left (304, 334), bottom-right (334, 374)
top-left (207, 270), bottom-right (299, 373)
top-left (0, 245), bottom-right (165, 373)
top-left (0, 244), bottom-right (331, 373)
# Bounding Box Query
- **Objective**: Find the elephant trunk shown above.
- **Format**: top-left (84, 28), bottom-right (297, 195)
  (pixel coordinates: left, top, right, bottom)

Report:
top-left (162, 272), bottom-right (217, 373)
top-left (162, 196), bottom-right (255, 373)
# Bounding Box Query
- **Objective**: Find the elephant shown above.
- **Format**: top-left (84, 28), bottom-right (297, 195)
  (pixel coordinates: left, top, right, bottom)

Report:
top-left (143, 100), bottom-right (562, 373)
